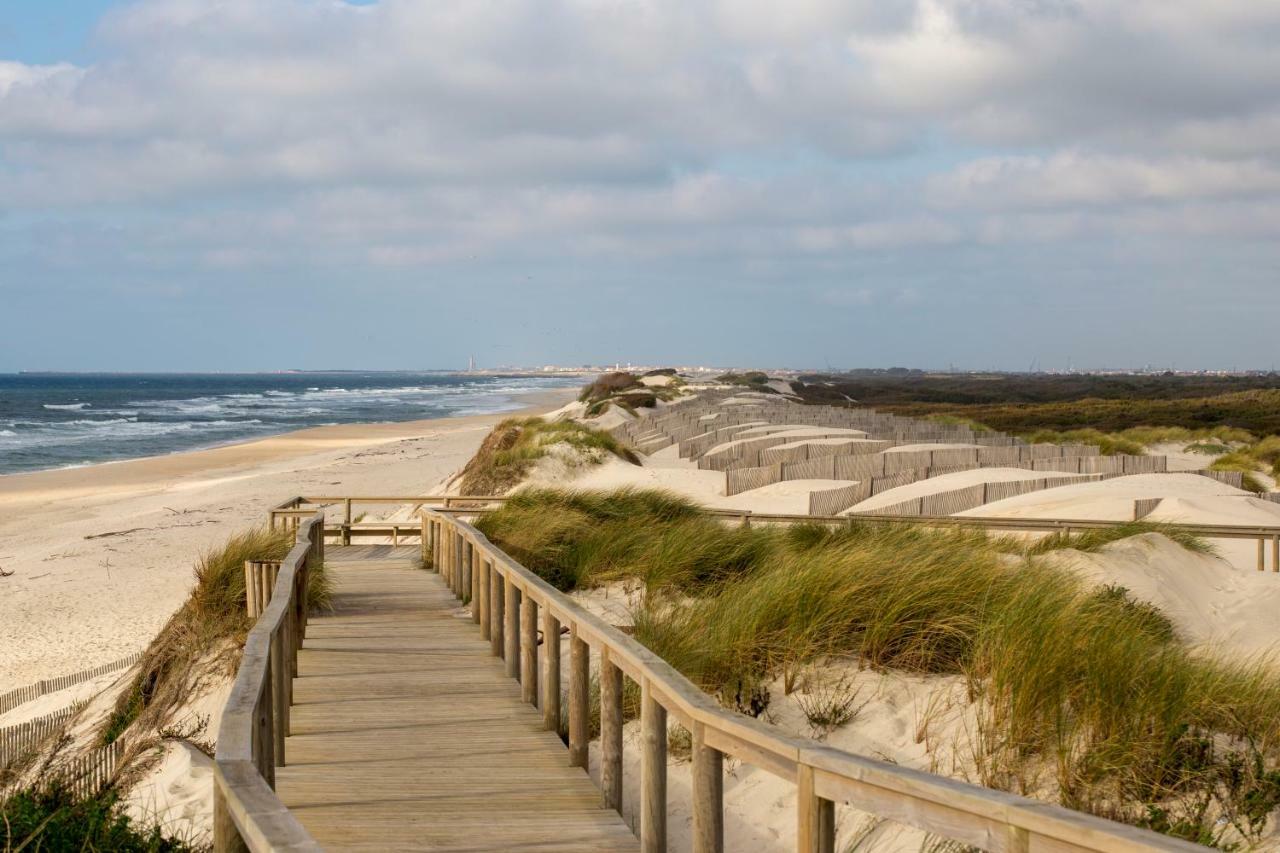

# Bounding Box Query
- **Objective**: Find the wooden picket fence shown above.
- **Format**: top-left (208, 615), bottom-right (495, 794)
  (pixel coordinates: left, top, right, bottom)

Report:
top-left (0, 651), bottom-right (142, 717)
top-left (0, 704), bottom-right (85, 766)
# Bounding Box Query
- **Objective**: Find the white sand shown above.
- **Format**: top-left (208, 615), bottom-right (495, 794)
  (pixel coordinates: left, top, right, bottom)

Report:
top-left (963, 473), bottom-right (1277, 572)
top-left (961, 472), bottom-right (1254, 521)
top-left (1044, 534), bottom-right (1280, 657)
top-left (0, 390), bottom-right (575, 686)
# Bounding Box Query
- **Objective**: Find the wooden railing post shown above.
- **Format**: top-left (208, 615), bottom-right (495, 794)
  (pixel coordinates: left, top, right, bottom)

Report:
top-left (600, 650), bottom-right (623, 812)
top-left (479, 558), bottom-right (492, 640)
top-left (797, 764), bottom-right (834, 853)
top-left (568, 631), bottom-right (589, 768)
top-left (244, 561), bottom-right (260, 618)
top-left (542, 610), bottom-right (561, 731)
top-left (521, 593), bottom-right (538, 705)
top-left (692, 721), bottom-right (724, 853)
top-left (470, 543), bottom-right (481, 618)
top-left (272, 627), bottom-right (287, 767)
top-left (491, 564), bottom-right (505, 657)
top-left (504, 577), bottom-right (520, 678)
top-left (456, 532), bottom-right (465, 595)
top-left (213, 785), bottom-right (249, 853)
top-left (641, 680), bottom-right (668, 853)
top-left (343, 498), bottom-right (352, 546)
top-left (257, 670), bottom-right (276, 790)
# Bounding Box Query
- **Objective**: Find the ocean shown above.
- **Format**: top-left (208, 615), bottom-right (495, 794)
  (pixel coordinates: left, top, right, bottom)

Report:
top-left (0, 372), bottom-right (582, 476)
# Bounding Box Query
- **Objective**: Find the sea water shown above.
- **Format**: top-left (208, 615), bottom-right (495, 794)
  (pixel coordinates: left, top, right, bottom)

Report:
top-left (0, 372), bottom-right (580, 475)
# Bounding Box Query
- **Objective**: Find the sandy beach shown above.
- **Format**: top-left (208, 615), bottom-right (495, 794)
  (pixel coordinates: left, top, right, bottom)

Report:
top-left (0, 389), bottom-right (575, 688)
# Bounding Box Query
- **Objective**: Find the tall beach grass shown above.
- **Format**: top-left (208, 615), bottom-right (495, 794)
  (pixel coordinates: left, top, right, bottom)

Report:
top-left (477, 488), bottom-right (1280, 845)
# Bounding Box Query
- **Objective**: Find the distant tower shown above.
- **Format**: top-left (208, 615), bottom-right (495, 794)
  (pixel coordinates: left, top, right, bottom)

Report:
top-left (468, 355), bottom-right (476, 372)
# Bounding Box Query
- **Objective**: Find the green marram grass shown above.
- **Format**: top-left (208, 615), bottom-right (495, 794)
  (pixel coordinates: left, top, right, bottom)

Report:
top-left (103, 526), bottom-right (331, 745)
top-left (458, 417), bottom-right (638, 495)
top-left (478, 488), bottom-right (1280, 847)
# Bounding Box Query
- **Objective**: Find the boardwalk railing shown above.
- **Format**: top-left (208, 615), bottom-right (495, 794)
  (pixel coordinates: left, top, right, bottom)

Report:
top-left (267, 495), bottom-right (508, 543)
top-left (213, 514), bottom-right (323, 853)
top-left (419, 507), bottom-right (1206, 853)
top-left (277, 493), bottom-right (1280, 572)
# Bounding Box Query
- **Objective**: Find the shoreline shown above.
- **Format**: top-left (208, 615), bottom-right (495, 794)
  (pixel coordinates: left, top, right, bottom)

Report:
top-left (0, 387), bottom-right (577, 690)
top-left (0, 388), bottom-right (574, 506)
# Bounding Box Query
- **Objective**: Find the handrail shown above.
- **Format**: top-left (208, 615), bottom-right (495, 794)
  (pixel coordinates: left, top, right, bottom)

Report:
top-left (285, 491), bottom-right (1280, 572)
top-left (213, 513), bottom-right (324, 853)
top-left (419, 507), bottom-right (1207, 853)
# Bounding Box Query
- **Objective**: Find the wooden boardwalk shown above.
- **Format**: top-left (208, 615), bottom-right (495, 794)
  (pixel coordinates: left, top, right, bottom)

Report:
top-left (275, 546), bottom-right (639, 852)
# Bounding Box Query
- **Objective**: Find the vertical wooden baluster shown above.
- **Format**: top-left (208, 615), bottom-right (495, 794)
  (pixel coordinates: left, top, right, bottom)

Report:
top-left (542, 610), bottom-right (561, 731)
top-left (797, 764), bottom-right (834, 853)
top-left (258, 668), bottom-right (276, 789)
top-left (692, 721), bottom-right (724, 853)
top-left (244, 562), bottom-right (257, 618)
top-left (641, 680), bottom-right (668, 853)
top-left (600, 650), bottom-right (623, 812)
top-left (461, 539), bottom-right (471, 602)
top-left (470, 543), bottom-right (481, 618)
top-left (455, 532), bottom-right (464, 595)
top-left (272, 627), bottom-right (286, 767)
top-left (568, 631), bottom-right (589, 768)
top-left (479, 558), bottom-right (491, 640)
top-left (505, 577), bottom-right (520, 678)
top-left (491, 563), bottom-right (505, 657)
top-left (343, 498), bottom-right (352, 546)
top-left (521, 593), bottom-right (538, 704)
top-left (1259, 537), bottom-right (1266, 572)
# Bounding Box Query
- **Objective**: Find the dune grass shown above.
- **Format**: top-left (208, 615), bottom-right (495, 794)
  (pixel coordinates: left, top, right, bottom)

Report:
top-left (1025, 521), bottom-right (1218, 557)
top-left (102, 526), bottom-right (330, 745)
top-left (457, 418), bottom-right (638, 496)
top-left (1208, 452), bottom-right (1270, 494)
top-left (477, 489), bottom-right (1280, 846)
top-left (1, 782), bottom-right (195, 852)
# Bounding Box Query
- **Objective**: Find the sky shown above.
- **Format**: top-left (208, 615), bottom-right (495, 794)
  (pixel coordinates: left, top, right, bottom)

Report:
top-left (1, 1), bottom-right (1278, 372)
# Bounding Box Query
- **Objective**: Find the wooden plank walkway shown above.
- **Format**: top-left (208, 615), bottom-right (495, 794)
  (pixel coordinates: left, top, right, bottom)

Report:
top-left (276, 546), bottom-right (639, 852)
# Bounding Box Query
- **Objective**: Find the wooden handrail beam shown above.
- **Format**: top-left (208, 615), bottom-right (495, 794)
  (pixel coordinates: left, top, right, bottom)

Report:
top-left (419, 507), bottom-right (1207, 853)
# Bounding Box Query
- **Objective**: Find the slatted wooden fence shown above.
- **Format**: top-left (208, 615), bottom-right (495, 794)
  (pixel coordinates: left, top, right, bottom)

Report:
top-left (0, 704), bottom-right (84, 766)
top-left (0, 652), bottom-right (142, 717)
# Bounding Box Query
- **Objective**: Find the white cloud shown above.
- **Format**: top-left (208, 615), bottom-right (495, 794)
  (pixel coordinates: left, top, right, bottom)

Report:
top-left (1, 0), bottom-right (1279, 302)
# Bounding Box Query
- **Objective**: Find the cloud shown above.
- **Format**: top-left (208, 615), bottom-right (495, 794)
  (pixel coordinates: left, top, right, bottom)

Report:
top-left (1, 0), bottom-right (1279, 368)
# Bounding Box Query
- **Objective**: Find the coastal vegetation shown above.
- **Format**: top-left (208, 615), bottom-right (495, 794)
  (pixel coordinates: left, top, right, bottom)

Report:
top-left (0, 783), bottom-right (195, 852)
top-left (715, 371), bottom-right (773, 388)
top-left (865, 389), bottom-right (1280, 437)
top-left (478, 488), bottom-right (1280, 846)
top-left (579, 371), bottom-right (687, 416)
top-left (457, 417), bottom-right (638, 495)
top-left (103, 527), bottom-right (330, 745)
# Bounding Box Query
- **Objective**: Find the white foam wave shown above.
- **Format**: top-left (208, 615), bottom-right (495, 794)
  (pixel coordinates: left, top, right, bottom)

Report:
top-left (43, 402), bottom-right (90, 410)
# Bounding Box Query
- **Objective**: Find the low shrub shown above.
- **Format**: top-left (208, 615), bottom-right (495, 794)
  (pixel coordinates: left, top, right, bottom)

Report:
top-left (458, 418), bottom-right (638, 495)
top-left (579, 372), bottom-right (643, 404)
top-left (715, 371), bottom-right (776, 391)
top-left (1, 783), bottom-right (196, 851)
top-left (102, 526), bottom-right (327, 745)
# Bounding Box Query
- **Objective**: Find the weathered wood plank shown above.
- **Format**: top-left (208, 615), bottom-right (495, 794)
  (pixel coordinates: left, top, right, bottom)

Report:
top-left (275, 547), bottom-right (636, 851)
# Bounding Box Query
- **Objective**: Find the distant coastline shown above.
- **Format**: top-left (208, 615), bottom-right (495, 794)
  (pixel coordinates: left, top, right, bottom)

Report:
top-left (0, 371), bottom-right (584, 476)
